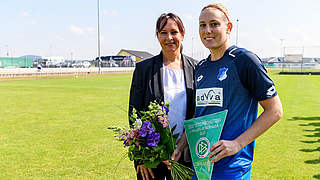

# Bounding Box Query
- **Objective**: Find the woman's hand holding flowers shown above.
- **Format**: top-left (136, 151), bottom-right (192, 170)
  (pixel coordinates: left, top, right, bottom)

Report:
top-left (136, 164), bottom-right (154, 180)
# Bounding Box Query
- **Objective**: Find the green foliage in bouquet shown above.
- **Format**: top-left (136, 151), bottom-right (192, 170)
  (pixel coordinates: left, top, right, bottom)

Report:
top-left (108, 101), bottom-right (194, 180)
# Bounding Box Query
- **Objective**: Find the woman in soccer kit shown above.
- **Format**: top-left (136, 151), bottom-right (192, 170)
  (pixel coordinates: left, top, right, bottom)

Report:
top-left (192, 3), bottom-right (283, 180)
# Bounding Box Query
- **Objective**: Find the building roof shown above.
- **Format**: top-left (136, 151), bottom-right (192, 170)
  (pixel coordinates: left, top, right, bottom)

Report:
top-left (119, 49), bottom-right (154, 60)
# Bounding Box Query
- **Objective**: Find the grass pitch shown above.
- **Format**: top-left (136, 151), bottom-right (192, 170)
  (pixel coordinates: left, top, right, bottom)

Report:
top-left (0, 71), bottom-right (319, 179)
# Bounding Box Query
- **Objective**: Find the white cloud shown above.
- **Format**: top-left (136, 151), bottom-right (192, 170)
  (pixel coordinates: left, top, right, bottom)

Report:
top-left (111, 10), bottom-right (118, 16)
top-left (16, 34), bottom-right (25, 39)
top-left (22, 11), bottom-right (31, 17)
top-left (70, 25), bottom-right (85, 35)
top-left (111, 26), bottom-right (120, 31)
top-left (21, 11), bottom-right (37, 24)
top-left (86, 27), bottom-right (94, 33)
top-left (56, 36), bottom-right (65, 41)
top-left (69, 25), bottom-right (94, 36)
top-left (102, 9), bottom-right (119, 16)
top-left (183, 14), bottom-right (196, 21)
top-left (31, 20), bottom-right (37, 25)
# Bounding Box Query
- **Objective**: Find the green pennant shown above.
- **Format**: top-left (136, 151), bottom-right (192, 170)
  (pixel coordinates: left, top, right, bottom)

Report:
top-left (184, 110), bottom-right (228, 180)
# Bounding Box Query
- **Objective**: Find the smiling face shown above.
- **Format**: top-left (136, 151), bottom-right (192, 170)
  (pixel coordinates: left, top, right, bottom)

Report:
top-left (199, 8), bottom-right (232, 51)
top-left (157, 18), bottom-right (184, 54)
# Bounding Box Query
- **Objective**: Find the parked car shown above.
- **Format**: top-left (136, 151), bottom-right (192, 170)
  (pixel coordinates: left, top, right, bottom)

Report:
top-left (71, 61), bottom-right (91, 68)
top-left (82, 61), bottom-right (91, 68)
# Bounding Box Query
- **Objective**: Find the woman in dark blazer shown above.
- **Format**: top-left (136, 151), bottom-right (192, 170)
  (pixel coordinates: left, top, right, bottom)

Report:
top-left (128, 13), bottom-right (197, 180)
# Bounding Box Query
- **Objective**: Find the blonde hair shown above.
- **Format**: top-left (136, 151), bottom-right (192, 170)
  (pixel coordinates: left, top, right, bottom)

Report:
top-left (201, 3), bottom-right (230, 23)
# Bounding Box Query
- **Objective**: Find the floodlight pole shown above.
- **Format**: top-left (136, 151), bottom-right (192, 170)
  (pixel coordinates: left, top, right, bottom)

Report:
top-left (192, 37), bottom-right (194, 58)
top-left (280, 39), bottom-right (285, 71)
top-left (5, 45), bottom-right (9, 57)
top-left (280, 39), bottom-right (284, 58)
top-left (236, 19), bottom-right (239, 46)
top-left (301, 46), bottom-right (304, 72)
top-left (97, 0), bottom-right (102, 74)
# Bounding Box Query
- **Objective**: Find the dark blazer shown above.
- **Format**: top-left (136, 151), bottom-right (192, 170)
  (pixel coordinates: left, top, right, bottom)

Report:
top-left (129, 52), bottom-right (197, 124)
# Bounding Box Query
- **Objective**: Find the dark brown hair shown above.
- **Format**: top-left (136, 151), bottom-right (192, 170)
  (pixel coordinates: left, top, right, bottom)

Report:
top-left (155, 13), bottom-right (185, 36)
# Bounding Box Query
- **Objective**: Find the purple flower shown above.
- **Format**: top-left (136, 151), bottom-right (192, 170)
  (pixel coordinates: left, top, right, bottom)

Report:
top-left (123, 138), bottom-right (130, 146)
top-left (146, 132), bottom-right (160, 147)
top-left (139, 121), bottom-right (154, 137)
top-left (162, 106), bottom-right (169, 114)
top-left (158, 114), bottom-right (169, 128)
top-left (119, 135), bottom-right (127, 140)
top-left (128, 129), bottom-right (139, 139)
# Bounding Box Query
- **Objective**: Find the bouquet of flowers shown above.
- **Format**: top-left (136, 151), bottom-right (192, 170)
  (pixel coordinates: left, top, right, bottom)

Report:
top-left (108, 101), bottom-right (194, 180)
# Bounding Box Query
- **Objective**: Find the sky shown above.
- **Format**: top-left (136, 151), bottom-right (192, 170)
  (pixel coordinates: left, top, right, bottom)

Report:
top-left (1, 0), bottom-right (320, 60)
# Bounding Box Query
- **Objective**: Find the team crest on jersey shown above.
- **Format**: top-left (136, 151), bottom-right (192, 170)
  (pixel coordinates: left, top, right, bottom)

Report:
top-left (196, 88), bottom-right (223, 107)
top-left (217, 67), bottom-right (228, 81)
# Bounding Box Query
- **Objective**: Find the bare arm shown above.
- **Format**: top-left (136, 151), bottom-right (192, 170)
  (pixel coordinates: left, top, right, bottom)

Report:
top-left (162, 131), bottom-right (189, 170)
top-left (171, 131), bottom-right (188, 161)
top-left (209, 95), bottom-right (283, 162)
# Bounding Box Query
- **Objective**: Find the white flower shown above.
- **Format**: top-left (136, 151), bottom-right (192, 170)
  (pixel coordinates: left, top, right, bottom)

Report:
top-left (133, 119), bottom-right (142, 129)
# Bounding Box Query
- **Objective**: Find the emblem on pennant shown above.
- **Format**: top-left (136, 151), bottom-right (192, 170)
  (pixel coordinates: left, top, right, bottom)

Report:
top-left (184, 110), bottom-right (228, 180)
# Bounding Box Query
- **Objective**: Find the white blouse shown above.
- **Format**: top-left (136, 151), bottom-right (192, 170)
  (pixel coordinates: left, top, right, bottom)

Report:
top-left (162, 65), bottom-right (187, 140)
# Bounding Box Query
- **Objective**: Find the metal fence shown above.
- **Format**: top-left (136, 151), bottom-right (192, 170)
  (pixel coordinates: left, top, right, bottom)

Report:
top-left (0, 67), bottom-right (135, 78)
top-left (0, 57), bottom-right (33, 68)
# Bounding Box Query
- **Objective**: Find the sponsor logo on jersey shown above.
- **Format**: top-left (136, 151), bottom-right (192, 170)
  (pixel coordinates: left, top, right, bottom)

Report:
top-left (196, 88), bottom-right (223, 107)
top-left (266, 85), bottom-right (276, 96)
top-left (196, 137), bottom-right (210, 158)
top-left (197, 75), bottom-right (203, 82)
top-left (217, 67), bottom-right (228, 81)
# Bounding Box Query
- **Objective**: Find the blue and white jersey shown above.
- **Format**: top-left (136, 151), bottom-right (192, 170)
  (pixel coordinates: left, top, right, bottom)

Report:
top-left (194, 45), bottom-right (277, 178)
